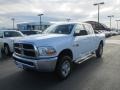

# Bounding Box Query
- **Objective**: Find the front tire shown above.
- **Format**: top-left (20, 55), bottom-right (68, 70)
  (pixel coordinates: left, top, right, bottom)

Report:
top-left (96, 43), bottom-right (103, 58)
top-left (23, 68), bottom-right (32, 72)
top-left (56, 55), bottom-right (72, 80)
top-left (4, 44), bottom-right (10, 56)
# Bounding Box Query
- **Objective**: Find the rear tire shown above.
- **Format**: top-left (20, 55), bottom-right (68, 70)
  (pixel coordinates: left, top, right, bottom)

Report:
top-left (55, 55), bottom-right (72, 80)
top-left (96, 43), bottom-right (103, 58)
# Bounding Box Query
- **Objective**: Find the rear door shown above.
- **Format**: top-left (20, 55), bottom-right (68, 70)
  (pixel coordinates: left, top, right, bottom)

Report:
top-left (84, 24), bottom-right (98, 51)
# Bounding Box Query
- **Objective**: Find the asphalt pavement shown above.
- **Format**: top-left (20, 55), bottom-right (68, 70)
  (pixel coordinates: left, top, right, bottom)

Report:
top-left (0, 35), bottom-right (120, 90)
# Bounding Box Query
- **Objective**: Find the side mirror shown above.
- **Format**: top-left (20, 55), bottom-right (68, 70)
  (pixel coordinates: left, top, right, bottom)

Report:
top-left (74, 30), bottom-right (88, 36)
top-left (79, 30), bottom-right (88, 36)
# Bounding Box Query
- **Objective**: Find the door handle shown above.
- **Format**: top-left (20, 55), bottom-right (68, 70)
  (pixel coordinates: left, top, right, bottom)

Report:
top-left (73, 44), bottom-right (79, 47)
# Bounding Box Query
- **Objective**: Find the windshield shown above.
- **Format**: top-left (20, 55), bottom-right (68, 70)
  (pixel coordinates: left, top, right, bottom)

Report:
top-left (4, 31), bottom-right (23, 37)
top-left (43, 24), bottom-right (75, 34)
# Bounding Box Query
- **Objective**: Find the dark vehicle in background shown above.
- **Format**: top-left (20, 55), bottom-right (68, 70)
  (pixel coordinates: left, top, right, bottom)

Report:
top-left (21, 30), bottom-right (42, 35)
top-left (85, 21), bottom-right (120, 38)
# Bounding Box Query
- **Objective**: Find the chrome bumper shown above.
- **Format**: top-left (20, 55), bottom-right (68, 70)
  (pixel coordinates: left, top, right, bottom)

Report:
top-left (13, 53), bottom-right (57, 72)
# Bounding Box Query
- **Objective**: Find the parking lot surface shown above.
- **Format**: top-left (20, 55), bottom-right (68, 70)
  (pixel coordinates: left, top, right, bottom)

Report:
top-left (0, 35), bottom-right (120, 90)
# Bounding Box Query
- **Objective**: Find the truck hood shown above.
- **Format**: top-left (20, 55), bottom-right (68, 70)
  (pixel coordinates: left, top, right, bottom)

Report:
top-left (7, 37), bottom-right (23, 40)
top-left (17, 34), bottom-right (71, 47)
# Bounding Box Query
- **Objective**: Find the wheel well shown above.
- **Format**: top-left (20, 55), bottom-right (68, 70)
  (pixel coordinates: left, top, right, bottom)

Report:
top-left (58, 49), bottom-right (73, 59)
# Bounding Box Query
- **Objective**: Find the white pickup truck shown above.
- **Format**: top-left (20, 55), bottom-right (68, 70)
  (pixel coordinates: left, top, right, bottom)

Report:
top-left (13, 22), bottom-right (105, 79)
top-left (0, 30), bottom-right (24, 55)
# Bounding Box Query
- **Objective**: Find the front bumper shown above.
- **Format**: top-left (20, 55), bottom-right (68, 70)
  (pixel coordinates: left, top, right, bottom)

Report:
top-left (13, 54), bottom-right (58, 72)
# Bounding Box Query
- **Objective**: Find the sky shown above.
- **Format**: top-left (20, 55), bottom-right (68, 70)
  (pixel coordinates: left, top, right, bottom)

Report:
top-left (0, 0), bottom-right (120, 28)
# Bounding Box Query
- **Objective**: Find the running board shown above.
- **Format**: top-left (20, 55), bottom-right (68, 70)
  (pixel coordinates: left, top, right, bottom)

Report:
top-left (74, 54), bottom-right (94, 64)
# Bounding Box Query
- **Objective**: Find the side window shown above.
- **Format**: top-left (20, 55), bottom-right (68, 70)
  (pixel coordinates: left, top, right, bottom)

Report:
top-left (84, 24), bottom-right (94, 34)
top-left (74, 24), bottom-right (88, 36)
top-left (4, 31), bottom-right (22, 37)
top-left (74, 24), bottom-right (84, 34)
top-left (0, 32), bottom-right (3, 38)
top-left (4, 31), bottom-right (10, 37)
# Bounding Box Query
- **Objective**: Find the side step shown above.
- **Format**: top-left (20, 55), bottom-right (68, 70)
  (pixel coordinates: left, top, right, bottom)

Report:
top-left (74, 54), bottom-right (94, 64)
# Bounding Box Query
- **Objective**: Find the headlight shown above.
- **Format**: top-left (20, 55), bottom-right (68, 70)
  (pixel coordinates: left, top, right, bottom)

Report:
top-left (38, 47), bottom-right (56, 56)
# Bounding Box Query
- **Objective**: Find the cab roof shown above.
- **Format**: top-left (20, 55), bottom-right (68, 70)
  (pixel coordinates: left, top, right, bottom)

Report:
top-left (53, 22), bottom-right (90, 25)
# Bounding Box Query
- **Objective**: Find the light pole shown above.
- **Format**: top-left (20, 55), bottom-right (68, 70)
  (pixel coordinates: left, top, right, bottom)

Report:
top-left (38, 14), bottom-right (44, 30)
top-left (11, 18), bottom-right (15, 30)
top-left (93, 2), bottom-right (104, 29)
top-left (116, 20), bottom-right (120, 30)
top-left (108, 15), bottom-right (114, 30)
top-left (66, 18), bottom-right (71, 22)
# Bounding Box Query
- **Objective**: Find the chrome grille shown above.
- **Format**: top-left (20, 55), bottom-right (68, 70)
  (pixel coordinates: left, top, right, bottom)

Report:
top-left (14, 43), bottom-right (36, 58)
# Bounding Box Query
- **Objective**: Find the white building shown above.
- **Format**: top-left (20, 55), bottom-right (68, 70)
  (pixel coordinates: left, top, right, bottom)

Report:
top-left (17, 22), bottom-right (53, 31)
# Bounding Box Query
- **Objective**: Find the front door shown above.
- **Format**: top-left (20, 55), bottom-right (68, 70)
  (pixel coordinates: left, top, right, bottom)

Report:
top-left (73, 24), bottom-right (90, 60)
